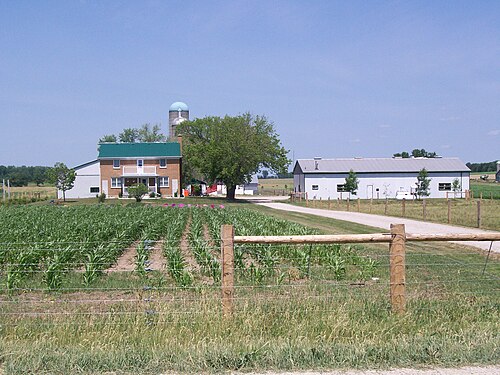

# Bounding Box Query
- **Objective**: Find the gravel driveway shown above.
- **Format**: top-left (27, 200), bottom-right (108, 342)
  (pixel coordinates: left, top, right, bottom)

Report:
top-left (256, 202), bottom-right (500, 253)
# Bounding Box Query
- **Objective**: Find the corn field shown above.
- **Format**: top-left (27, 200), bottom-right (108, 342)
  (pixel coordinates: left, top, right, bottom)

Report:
top-left (0, 205), bottom-right (378, 292)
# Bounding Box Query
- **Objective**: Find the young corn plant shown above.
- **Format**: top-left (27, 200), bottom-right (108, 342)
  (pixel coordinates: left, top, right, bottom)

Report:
top-left (83, 246), bottom-right (106, 286)
top-left (44, 254), bottom-right (64, 290)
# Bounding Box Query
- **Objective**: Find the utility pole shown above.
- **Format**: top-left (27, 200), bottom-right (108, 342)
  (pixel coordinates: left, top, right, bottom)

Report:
top-left (7, 179), bottom-right (11, 199)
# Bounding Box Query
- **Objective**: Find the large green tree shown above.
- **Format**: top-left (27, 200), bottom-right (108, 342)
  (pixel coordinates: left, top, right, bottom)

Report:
top-left (177, 113), bottom-right (290, 200)
top-left (47, 162), bottom-right (76, 202)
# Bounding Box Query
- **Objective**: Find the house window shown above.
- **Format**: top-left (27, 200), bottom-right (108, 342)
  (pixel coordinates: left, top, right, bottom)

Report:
top-left (111, 178), bottom-right (122, 188)
top-left (312, 185), bottom-right (319, 190)
top-left (337, 184), bottom-right (346, 192)
top-left (439, 183), bottom-right (451, 191)
top-left (113, 159), bottom-right (120, 169)
top-left (137, 159), bottom-right (143, 167)
top-left (159, 158), bottom-right (167, 168)
top-left (159, 177), bottom-right (169, 187)
top-left (90, 187), bottom-right (100, 193)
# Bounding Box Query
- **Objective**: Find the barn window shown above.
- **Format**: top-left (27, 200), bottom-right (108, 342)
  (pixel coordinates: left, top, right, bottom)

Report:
top-left (439, 183), bottom-right (451, 191)
top-left (111, 178), bottom-right (122, 188)
top-left (159, 177), bottom-right (169, 187)
top-left (337, 184), bottom-right (346, 192)
top-left (90, 187), bottom-right (100, 193)
top-left (159, 158), bottom-right (167, 168)
top-left (312, 185), bottom-right (319, 190)
top-left (113, 159), bottom-right (120, 169)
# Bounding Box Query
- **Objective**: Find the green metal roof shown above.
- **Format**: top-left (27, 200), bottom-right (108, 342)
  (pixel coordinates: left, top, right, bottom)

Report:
top-left (98, 142), bottom-right (181, 158)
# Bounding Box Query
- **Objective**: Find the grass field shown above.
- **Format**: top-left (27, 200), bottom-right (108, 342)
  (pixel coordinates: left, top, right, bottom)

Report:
top-left (297, 197), bottom-right (500, 231)
top-left (470, 181), bottom-right (500, 199)
top-left (258, 178), bottom-right (293, 195)
top-left (0, 202), bottom-right (498, 374)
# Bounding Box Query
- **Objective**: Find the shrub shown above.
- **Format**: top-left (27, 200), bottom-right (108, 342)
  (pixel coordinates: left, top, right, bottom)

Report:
top-left (98, 192), bottom-right (106, 203)
top-left (127, 184), bottom-right (148, 202)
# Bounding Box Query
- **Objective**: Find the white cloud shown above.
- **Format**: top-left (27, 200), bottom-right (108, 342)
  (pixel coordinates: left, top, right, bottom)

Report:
top-left (379, 124), bottom-right (391, 128)
top-left (350, 138), bottom-right (361, 143)
top-left (441, 144), bottom-right (451, 149)
top-left (487, 129), bottom-right (499, 136)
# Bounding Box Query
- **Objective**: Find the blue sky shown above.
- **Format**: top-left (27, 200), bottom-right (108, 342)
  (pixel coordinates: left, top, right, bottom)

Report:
top-left (1, 0), bottom-right (499, 167)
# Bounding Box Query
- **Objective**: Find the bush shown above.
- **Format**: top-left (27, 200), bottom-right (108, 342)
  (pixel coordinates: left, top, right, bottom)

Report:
top-left (149, 191), bottom-right (156, 198)
top-left (127, 184), bottom-right (148, 202)
top-left (98, 192), bottom-right (106, 203)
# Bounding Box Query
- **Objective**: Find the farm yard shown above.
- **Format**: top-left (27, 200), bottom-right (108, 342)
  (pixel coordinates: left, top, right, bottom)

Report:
top-left (0, 203), bottom-right (499, 374)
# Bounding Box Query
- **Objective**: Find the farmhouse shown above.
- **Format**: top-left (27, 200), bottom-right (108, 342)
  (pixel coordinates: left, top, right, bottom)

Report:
top-left (293, 157), bottom-right (470, 200)
top-left (59, 140), bottom-right (182, 199)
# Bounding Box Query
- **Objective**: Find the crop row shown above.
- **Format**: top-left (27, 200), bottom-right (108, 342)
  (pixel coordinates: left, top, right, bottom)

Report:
top-left (0, 205), bottom-right (378, 291)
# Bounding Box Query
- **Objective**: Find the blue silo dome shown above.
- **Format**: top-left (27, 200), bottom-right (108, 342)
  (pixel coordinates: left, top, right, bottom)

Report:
top-left (169, 102), bottom-right (189, 112)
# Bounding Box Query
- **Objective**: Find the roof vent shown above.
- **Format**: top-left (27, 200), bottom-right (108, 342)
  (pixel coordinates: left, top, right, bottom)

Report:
top-left (313, 157), bottom-right (322, 160)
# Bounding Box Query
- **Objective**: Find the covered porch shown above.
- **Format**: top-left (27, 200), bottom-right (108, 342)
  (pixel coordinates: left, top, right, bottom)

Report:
top-left (122, 177), bottom-right (158, 197)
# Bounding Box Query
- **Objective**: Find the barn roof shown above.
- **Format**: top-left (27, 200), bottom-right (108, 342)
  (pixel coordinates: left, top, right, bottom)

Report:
top-left (294, 158), bottom-right (470, 174)
top-left (98, 142), bottom-right (181, 158)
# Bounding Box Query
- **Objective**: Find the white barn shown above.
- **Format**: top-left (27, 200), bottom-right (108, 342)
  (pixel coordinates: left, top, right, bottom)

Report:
top-left (57, 160), bottom-right (100, 199)
top-left (293, 157), bottom-right (470, 200)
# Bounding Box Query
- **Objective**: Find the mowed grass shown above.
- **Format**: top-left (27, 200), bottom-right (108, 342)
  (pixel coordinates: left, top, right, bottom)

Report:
top-left (0, 204), bottom-right (499, 374)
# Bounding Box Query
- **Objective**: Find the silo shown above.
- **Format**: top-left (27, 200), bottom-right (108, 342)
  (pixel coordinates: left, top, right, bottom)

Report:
top-left (169, 102), bottom-right (189, 139)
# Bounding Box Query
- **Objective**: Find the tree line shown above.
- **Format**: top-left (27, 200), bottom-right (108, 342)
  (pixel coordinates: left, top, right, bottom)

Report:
top-left (99, 123), bottom-right (167, 143)
top-left (465, 161), bottom-right (498, 173)
top-left (393, 149), bottom-right (438, 158)
top-left (0, 165), bottom-right (50, 186)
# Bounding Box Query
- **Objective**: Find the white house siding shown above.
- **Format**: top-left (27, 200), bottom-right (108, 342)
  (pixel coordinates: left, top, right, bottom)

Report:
top-left (301, 171), bottom-right (470, 200)
top-left (58, 161), bottom-right (100, 199)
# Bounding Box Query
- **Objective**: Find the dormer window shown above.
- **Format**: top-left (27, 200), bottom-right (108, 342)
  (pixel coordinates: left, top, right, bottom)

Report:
top-left (113, 160), bottom-right (120, 169)
top-left (159, 159), bottom-right (167, 168)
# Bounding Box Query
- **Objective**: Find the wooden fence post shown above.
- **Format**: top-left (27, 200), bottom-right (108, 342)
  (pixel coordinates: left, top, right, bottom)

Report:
top-left (422, 199), bottom-right (426, 221)
top-left (402, 199), bottom-right (406, 217)
top-left (347, 198), bottom-right (350, 211)
top-left (390, 224), bottom-right (406, 314)
top-left (306, 193), bottom-right (309, 207)
top-left (384, 198), bottom-right (388, 215)
top-left (477, 200), bottom-right (481, 228)
top-left (221, 225), bottom-right (235, 317)
top-left (357, 198), bottom-right (360, 212)
top-left (328, 197), bottom-right (331, 209)
top-left (447, 199), bottom-right (451, 224)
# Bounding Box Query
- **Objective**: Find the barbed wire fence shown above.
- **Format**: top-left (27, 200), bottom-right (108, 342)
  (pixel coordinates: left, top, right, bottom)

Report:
top-left (0, 226), bottom-right (499, 327)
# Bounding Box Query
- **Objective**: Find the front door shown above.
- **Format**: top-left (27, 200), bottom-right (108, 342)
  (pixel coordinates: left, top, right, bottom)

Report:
top-left (137, 159), bottom-right (143, 174)
top-left (102, 180), bottom-right (108, 195)
top-left (367, 185), bottom-right (374, 199)
top-left (172, 179), bottom-right (178, 196)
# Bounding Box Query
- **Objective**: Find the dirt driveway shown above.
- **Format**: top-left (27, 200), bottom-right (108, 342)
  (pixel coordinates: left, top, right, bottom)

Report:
top-left (256, 202), bottom-right (500, 253)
